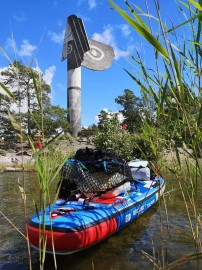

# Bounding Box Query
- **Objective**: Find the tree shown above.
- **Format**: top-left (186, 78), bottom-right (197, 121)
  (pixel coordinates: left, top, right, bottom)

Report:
top-left (93, 112), bottom-right (135, 160)
top-left (97, 109), bottom-right (114, 129)
top-left (115, 89), bottom-right (147, 133)
top-left (19, 104), bottom-right (70, 138)
top-left (0, 93), bottom-right (17, 148)
top-left (42, 105), bottom-right (70, 137)
top-left (0, 61), bottom-right (51, 135)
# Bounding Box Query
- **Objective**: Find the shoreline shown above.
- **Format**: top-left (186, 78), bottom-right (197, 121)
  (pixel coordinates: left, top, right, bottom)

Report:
top-left (0, 140), bottom-right (193, 172)
top-left (0, 151), bottom-right (34, 172)
top-left (0, 139), bottom-right (94, 172)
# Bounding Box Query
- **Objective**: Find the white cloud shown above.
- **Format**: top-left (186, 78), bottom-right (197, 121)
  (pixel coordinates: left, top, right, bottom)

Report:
top-left (92, 27), bottom-right (113, 44)
top-left (94, 108), bottom-right (110, 122)
top-left (113, 47), bottom-right (128, 60)
top-left (43, 66), bottom-right (56, 102)
top-left (94, 108), bottom-right (106, 122)
top-left (48, 30), bottom-right (65, 44)
top-left (4, 38), bottom-right (37, 58)
top-left (4, 37), bottom-right (17, 52)
top-left (95, 115), bottom-right (99, 122)
top-left (117, 112), bottom-right (125, 123)
top-left (95, 109), bottom-right (124, 124)
top-left (0, 65), bottom-right (55, 88)
top-left (88, 0), bottom-right (97, 9)
top-left (18, 40), bottom-right (37, 56)
top-left (119, 24), bottom-right (131, 37)
top-left (92, 25), bottom-right (128, 60)
top-left (43, 66), bottom-right (56, 85)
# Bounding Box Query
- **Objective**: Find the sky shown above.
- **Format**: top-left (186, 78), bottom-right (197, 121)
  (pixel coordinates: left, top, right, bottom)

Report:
top-left (0, 0), bottom-right (179, 127)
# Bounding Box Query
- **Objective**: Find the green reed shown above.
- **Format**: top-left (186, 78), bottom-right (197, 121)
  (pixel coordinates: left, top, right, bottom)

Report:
top-left (26, 70), bottom-right (73, 269)
top-left (30, 143), bottom-right (72, 269)
top-left (109, 0), bottom-right (202, 268)
top-left (0, 47), bottom-right (74, 269)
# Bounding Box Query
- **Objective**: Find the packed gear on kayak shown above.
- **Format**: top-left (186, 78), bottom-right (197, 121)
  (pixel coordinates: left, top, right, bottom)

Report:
top-left (58, 148), bottom-right (133, 199)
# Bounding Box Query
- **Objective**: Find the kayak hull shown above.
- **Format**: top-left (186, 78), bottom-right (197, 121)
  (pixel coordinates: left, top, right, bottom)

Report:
top-left (28, 177), bottom-right (165, 255)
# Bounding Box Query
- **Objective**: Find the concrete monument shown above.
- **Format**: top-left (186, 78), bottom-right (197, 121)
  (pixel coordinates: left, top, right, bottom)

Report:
top-left (62, 15), bottom-right (115, 136)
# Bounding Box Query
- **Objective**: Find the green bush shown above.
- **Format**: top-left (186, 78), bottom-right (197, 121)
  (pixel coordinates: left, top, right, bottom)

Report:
top-left (93, 113), bottom-right (135, 160)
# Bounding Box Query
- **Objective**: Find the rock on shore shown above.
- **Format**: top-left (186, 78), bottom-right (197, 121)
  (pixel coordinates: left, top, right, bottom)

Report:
top-left (0, 151), bottom-right (33, 167)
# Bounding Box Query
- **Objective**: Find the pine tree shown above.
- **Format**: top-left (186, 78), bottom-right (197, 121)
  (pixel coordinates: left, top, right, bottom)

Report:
top-left (1, 61), bottom-right (51, 135)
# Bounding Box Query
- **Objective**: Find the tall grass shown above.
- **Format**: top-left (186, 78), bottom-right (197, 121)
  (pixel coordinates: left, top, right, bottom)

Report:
top-left (109, 0), bottom-right (202, 268)
top-left (30, 145), bottom-right (72, 269)
top-left (0, 47), bottom-right (73, 269)
top-left (26, 75), bottom-right (74, 269)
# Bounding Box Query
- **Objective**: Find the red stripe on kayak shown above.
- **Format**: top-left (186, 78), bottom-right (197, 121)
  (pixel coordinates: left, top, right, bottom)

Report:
top-left (91, 197), bottom-right (123, 204)
top-left (28, 217), bottom-right (117, 252)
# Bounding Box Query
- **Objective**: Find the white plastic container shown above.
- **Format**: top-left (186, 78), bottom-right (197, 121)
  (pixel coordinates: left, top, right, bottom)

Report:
top-left (128, 160), bottom-right (150, 181)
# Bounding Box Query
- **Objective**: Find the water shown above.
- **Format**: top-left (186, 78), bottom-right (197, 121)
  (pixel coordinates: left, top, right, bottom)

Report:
top-left (0, 172), bottom-right (201, 270)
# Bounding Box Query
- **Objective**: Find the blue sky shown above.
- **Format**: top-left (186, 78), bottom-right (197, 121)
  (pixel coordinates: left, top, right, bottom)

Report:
top-left (0, 0), bottom-right (179, 127)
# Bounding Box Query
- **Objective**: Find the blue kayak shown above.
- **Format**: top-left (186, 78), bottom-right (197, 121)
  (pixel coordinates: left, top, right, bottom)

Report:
top-left (28, 149), bottom-right (165, 255)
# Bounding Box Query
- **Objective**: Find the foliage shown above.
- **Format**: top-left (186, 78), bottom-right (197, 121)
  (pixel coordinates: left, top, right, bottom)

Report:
top-left (30, 105), bottom-right (69, 137)
top-left (109, 0), bottom-right (202, 268)
top-left (131, 123), bottom-right (166, 162)
top-left (0, 97), bottom-right (18, 147)
top-left (115, 89), bottom-right (148, 133)
top-left (109, 0), bottom-right (202, 152)
top-left (88, 124), bottom-right (99, 132)
top-left (95, 105), bottom-right (160, 161)
top-left (97, 109), bottom-right (112, 128)
top-left (0, 149), bottom-right (6, 156)
top-left (0, 61), bottom-right (51, 135)
top-left (0, 61), bottom-right (70, 144)
top-left (158, 85), bottom-right (201, 146)
top-left (0, 57), bottom-right (72, 267)
top-left (93, 112), bottom-right (135, 160)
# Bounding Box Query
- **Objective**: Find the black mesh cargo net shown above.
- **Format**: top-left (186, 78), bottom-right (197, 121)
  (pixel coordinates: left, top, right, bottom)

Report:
top-left (58, 148), bottom-right (133, 198)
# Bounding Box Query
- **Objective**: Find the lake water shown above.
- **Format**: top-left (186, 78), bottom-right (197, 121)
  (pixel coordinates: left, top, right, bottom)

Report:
top-left (0, 172), bottom-right (201, 270)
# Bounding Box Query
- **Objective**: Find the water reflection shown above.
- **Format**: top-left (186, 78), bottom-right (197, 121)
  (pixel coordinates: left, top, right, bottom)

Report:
top-left (0, 172), bottom-right (201, 269)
